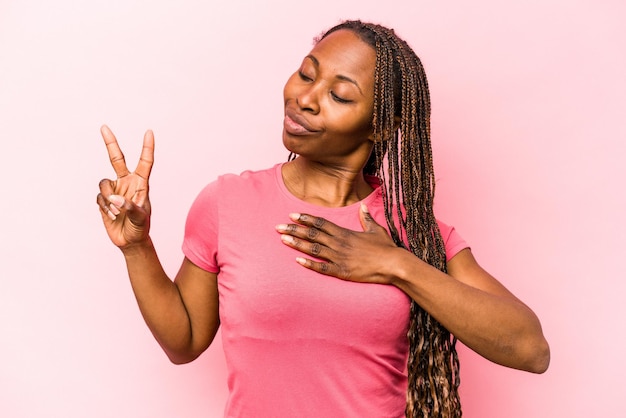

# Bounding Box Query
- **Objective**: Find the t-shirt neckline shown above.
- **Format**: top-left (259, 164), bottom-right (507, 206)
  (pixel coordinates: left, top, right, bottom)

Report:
top-left (273, 163), bottom-right (382, 214)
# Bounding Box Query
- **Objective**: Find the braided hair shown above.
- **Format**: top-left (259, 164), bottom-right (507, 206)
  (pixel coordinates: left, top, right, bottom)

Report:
top-left (319, 20), bottom-right (462, 417)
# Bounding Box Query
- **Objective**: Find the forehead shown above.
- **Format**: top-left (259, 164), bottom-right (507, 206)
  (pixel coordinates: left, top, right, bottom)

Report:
top-left (309, 30), bottom-right (376, 78)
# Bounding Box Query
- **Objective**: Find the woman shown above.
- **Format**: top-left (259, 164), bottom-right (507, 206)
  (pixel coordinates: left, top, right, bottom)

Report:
top-left (97, 20), bottom-right (549, 418)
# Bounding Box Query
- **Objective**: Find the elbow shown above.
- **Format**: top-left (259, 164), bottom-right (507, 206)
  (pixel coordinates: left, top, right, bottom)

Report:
top-left (170, 358), bottom-right (194, 365)
top-left (515, 311), bottom-right (551, 374)
top-left (495, 328), bottom-right (550, 373)
top-left (518, 336), bottom-right (550, 374)
top-left (161, 341), bottom-right (204, 365)
top-left (159, 332), bottom-right (216, 365)
top-left (166, 350), bottom-right (201, 365)
top-left (156, 334), bottom-right (211, 365)
top-left (529, 339), bottom-right (550, 374)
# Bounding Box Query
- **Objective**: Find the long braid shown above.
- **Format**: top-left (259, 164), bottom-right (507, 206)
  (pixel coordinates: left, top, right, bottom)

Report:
top-left (321, 21), bottom-right (462, 417)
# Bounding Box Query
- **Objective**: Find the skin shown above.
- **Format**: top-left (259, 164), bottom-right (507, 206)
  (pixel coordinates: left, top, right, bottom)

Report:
top-left (281, 30), bottom-right (377, 207)
top-left (97, 126), bottom-right (219, 364)
top-left (97, 29), bottom-right (550, 373)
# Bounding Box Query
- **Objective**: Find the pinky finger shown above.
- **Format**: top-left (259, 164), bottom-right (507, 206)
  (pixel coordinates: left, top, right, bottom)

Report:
top-left (105, 207), bottom-right (117, 221)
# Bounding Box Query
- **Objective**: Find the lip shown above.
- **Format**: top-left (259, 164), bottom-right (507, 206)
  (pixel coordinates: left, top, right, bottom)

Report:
top-left (284, 108), bottom-right (318, 135)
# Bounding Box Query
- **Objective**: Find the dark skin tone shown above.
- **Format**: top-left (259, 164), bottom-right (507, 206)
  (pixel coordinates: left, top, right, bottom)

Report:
top-left (97, 29), bottom-right (549, 372)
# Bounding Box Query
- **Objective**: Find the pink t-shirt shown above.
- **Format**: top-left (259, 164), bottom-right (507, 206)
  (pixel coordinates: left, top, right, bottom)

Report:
top-left (183, 163), bottom-right (468, 418)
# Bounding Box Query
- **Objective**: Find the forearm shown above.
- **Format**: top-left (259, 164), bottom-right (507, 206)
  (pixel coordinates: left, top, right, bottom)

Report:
top-left (121, 238), bottom-right (197, 363)
top-left (390, 249), bottom-right (549, 373)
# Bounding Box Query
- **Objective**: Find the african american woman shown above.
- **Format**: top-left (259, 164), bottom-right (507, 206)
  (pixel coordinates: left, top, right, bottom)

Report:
top-left (96, 20), bottom-right (550, 418)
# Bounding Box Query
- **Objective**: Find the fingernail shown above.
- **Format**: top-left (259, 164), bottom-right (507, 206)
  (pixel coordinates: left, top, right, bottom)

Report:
top-left (106, 209), bottom-right (117, 221)
top-left (289, 213), bottom-right (301, 221)
top-left (109, 203), bottom-right (120, 215)
top-left (275, 224), bottom-right (288, 232)
top-left (109, 194), bottom-right (124, 206)
top-left (295, 257), bottom-right (307, 265)
top-left (360, 203), bottom-right (369, 214)
top-left (280, 235), bottom-right (295, 244)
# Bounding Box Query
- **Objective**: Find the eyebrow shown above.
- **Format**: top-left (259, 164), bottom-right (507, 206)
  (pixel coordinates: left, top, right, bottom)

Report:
top-left (305, 54), bottom-right (364, 95)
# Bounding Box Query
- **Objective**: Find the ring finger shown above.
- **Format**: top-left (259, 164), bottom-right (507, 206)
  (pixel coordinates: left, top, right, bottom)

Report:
top-left (279, 233), bottom-right (332, 260)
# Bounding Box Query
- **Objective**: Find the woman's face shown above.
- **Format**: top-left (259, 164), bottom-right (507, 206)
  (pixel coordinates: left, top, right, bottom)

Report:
top-left (282, 29), bottom-right (376, 167)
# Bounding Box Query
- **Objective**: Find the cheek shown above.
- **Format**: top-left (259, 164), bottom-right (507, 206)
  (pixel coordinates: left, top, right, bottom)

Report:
top-left (331, 107), bottom-right (373, 135)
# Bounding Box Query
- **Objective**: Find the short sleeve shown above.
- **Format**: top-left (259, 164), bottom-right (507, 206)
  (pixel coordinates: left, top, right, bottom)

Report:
top-left (182, 181), bottom-right (220, 273)
top-left (436, 220), bottom-right (469, 262)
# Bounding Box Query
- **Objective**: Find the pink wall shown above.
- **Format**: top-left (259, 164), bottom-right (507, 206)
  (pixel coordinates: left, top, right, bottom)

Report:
top-left (1, 1), bottom-right (624, 417)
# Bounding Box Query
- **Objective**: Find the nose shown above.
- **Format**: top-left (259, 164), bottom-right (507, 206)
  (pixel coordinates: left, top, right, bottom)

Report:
top-left (296, 84), bottom-right (320, 114)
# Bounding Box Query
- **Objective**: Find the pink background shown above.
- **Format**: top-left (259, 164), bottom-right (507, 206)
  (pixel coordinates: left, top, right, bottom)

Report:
top-left (1, 1), bottom-right (624, 417)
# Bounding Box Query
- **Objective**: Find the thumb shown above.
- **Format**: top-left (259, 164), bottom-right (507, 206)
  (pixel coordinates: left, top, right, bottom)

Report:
top-left (109, 194), bottom-right (148, 226)
top-left (359, 203), bottom-right (380, 232)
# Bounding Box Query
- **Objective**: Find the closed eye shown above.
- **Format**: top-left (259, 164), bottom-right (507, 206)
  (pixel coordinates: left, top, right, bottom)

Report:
top-left (331, 91), bottom-right (351, 104)
top-left (298, 71), bottom-right (313, 82)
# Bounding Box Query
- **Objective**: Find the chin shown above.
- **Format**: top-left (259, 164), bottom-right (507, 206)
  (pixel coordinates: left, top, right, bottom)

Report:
top-left (282, 132), bottom-right (303, 156)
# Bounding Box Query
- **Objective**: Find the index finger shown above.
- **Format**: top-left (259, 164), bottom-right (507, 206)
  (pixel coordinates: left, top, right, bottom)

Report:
top-left (289, 213), bottom-right (345, 236)
top-left (134, 129), bottom-right (154, 180)
top-left (101, 125), bottom-right (130, 177)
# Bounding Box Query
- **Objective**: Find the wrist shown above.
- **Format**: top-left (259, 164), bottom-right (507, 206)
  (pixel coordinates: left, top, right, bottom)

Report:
top-left (387, 247), bottom-right (430, 288)
top-left (120, 237), bottom-right (154, 258)
top-left (385, 247), bottom-right (412, 285)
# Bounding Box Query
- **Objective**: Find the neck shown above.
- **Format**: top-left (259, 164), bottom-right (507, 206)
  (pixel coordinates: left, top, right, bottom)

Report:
top-left (282, 157), bottom-right (373, 207)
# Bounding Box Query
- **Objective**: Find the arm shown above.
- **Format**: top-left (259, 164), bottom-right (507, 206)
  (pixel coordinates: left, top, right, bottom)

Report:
top-left (391, 247), bottom-right (549, 373)
top-left (276, 204), bottom-right (550, 373)
top-left (96, 125), bottom-right (219, 364)
top-left (122, 243), bottom-right (220, 364)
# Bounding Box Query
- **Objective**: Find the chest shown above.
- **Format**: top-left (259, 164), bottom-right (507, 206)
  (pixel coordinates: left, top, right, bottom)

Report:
top-left (214, 201), bottom-right (411, 347)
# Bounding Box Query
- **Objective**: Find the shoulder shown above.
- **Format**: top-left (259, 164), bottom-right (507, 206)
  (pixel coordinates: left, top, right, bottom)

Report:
top-left (436, 219), bottom-right (470, 262)
top-left (222, 164), bottom-right (279, 189)
top-left (196, 164), bottom-right (280, 199)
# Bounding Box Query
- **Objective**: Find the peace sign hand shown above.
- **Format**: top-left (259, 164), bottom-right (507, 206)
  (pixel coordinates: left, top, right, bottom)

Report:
top-left (96, 125), bottom-right (154, 250)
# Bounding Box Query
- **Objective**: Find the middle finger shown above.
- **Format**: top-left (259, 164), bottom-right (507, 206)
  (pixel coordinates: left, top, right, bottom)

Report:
top-left (276, 222), bottom-right (329, 246)
top-left (279, 233), bottom-right (331, 260)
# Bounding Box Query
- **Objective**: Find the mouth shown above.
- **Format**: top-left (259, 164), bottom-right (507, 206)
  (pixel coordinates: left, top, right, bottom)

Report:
top-left (284, 109), bottom-right (318, 135)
